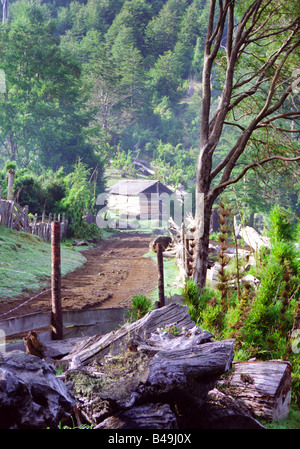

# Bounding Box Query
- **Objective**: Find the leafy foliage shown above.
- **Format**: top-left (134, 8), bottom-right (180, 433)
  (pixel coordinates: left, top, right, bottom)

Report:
top-left (125, 294), bottom-right (154, 322)
top-left (1, 0), bottom-right (298, 224)
top-left (60, 158), bottom-right (99, 238)
top-left (182, 206), bottom-right (300, 404)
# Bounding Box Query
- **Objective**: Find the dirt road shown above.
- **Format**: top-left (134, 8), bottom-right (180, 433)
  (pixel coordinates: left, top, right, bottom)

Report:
top-left (0, 233), bottom-right (158, 319)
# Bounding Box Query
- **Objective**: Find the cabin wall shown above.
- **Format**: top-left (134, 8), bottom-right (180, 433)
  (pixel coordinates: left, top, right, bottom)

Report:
top-left (107, 192), bottom-right (170, 227)
top-left (107, 194), bottom-right (140, 216)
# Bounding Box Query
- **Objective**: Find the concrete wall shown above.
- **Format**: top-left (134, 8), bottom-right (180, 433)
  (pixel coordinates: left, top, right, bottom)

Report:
top-left (0, 308), bottom-right (128, 353)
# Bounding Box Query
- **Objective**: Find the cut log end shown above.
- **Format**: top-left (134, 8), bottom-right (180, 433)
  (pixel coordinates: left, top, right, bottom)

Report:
top-left (218, 360), bottom-right (292, 422)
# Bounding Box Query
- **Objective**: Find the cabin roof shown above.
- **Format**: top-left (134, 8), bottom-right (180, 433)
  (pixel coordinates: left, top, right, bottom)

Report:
top-left (107, 179), bottom-right (173, 196)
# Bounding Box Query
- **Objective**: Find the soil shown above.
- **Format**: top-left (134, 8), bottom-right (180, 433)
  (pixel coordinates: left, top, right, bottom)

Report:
top-left (0, 232), bottom-right (158, 320)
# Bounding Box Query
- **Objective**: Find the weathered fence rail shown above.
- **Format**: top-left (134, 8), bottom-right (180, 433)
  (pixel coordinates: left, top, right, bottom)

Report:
top-left (0, 196), bottom-right (68, 241)
top-left (0, 199), bottom-right (28, 231)
top-left (29, 212), bottom-right (68, 241)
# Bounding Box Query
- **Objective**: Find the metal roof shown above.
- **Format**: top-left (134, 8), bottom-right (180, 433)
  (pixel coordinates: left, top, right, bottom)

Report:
top-left (107, 179), bottom-right (172, 196)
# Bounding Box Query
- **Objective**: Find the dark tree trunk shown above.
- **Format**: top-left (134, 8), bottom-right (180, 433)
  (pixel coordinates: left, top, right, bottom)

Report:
top-left (193, 188), bottom-right (214, 290)
top-left (6, 133), bottom-right (17, 161)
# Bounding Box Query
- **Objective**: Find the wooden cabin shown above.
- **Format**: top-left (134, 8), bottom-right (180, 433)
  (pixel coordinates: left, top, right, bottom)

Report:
top-left (107, 179), bottom-right (173, 226)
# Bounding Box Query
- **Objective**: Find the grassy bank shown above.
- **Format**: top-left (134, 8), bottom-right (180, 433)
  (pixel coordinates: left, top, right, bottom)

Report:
top-left (143, 250), bottom-right (182, 303)
top-left (0, 226), bottom-right (87, 300)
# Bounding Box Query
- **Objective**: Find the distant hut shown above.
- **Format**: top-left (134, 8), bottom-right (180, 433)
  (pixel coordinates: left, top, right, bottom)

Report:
top-left (107, 179), bottom-right (173, 226)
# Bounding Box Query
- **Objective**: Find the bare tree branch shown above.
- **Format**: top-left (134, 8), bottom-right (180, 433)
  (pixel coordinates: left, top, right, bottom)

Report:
top-left (209, 155), bottom-right (300, 199)
top-left (194, 0), bottom-right (300, 287)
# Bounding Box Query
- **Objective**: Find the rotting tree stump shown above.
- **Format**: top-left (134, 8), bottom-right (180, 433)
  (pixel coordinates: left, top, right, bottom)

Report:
top-left (65, 329), bottom-right (235, 427)
top-left (218, 360), bottom-right (292, 422)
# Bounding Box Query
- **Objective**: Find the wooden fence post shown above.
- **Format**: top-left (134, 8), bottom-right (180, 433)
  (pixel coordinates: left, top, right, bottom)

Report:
top-left (51, 221), bottom-right (63, 340)
top-left (157, 243), bottom-right (165, 308)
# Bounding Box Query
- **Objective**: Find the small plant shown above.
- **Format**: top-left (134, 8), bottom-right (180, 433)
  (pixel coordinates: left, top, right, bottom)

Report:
top-left (125, 294), bottom-right (154, 322)
top-left (181, 279), bottom-right (215, 324)
top-left (57, 417), bottom-right (95, 429)
top-left (181, 278), bottom-right (202, 306)
top-left (269, 205), bottom-right (295, 245)
top-left (162, 325), bottom-right (180, 335)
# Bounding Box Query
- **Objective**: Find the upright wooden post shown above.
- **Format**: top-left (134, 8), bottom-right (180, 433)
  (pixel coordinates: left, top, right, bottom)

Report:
top-left (51, 221), bottom-right (63, 340)
top-left (157, 243), bottom-right (165, 308)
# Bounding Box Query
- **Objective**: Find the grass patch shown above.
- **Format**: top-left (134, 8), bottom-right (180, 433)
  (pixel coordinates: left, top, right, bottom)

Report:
top-left (143, 250), bottom-right (182, 303)
top-left (262, 405), bottom-right (300, 429)
top-left (0, 225), bottom-right (86, 300)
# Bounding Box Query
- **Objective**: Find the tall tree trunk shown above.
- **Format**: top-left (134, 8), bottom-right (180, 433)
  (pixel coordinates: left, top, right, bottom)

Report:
top-left (6, 133), bottom-right (17, 161)
top-left (1, 0), bottom-right (8, 24)
top-left (191, 0), bottom-right (300, 289)
top-left (193, 150), bottom-right (214, 289)
top-left (193, 197), bottom-right (213, 290)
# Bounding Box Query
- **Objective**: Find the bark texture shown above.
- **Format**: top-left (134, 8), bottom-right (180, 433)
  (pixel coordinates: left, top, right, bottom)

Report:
top-left (62, 304), bottom-right (270, 429)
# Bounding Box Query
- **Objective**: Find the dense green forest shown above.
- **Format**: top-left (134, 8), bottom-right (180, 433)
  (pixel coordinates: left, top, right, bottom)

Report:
top-left (0, 0), bottom-right (299, 225)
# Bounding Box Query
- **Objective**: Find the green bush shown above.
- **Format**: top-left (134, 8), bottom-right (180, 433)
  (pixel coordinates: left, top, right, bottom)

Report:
top-left (60, 158), bottom-right (96, 238)
top-left (269, 205), bottom-right (296, 244)
top-left (125, 294), bottom-right (154, 322)
top-left (183, 206), bottom-right (300, 405)
top-left (14, 173), bottom-right (45, 215)
top-left (181, 279), bottom-right (216, 324)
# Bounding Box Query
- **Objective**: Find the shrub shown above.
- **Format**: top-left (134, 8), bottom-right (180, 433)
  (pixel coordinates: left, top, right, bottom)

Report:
top-left (14, 173), bottom-right (45, 215)
top-left (60, 158), bottom-right (96, 238)
top-left (181, 279), bottom-right (216, 324)
top-left (125, 294), bottom-right (154, 322)
top-left (269, 205), bottom-right (295, 244)
top-left (182, 206), bottom-right (300, 404)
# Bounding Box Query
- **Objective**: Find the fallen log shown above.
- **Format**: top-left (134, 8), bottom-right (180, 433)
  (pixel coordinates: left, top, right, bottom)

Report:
top-left (240, 226), bottom-right (271, 251)
top-left (95, 403), bottom-right (178, 429)
top-left (218, 360), bottom-right (292, 422)
top-left (0, 350), bottom-right (75, 429)
top-left (62, 303), bottom-right (199, 366)
top-left (64, 304), bottom-right (235, 427)
top-left (198, 388), bottom-right (265, 429)
top-left (66, 336), bottom-right (235, 425)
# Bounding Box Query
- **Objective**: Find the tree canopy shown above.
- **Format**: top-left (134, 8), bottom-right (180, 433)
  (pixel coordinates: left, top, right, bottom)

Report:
top-left (0, 0), bottom-right (298, 226)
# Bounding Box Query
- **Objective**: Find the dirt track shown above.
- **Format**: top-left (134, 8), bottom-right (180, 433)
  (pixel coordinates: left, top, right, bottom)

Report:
top-left (0, 233), bottom-right (158, 319)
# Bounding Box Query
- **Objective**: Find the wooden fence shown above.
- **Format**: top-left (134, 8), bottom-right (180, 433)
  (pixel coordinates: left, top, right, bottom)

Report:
top-left (0, 196), bottom-right (68, 241)
top-left (0, 198), bottom-right (29, 231)
top-left (29, 211), bottom-right (68, 241)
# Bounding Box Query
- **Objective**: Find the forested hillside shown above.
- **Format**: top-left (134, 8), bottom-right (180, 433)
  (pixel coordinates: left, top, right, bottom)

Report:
top-left (0, 0), bottom-right (299, 222)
